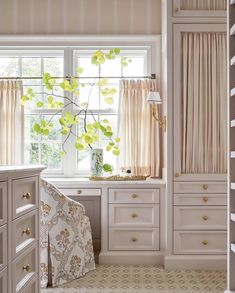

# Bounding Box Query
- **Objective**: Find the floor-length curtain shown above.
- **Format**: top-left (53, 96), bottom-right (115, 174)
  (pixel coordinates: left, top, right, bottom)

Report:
top-left (180, 0), bottom-right (226, 10)
top-left (0, 80), bottom-right (23, 164)
top-left (182, 32), bottom-right (227, 174)
top-left (118, 79), bottom-right (162, 177)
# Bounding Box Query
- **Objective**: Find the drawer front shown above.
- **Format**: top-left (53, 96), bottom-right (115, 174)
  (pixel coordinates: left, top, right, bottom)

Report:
top-left (12, 177), bottom-right (38, 219)
top-left (60, 188), bottom-right (101, 196)
top-left (0, 268), bottom-right (7, 293)
top-left (174, 231), bottom-right (226, 255)
top-left (0, 224), bottom-right (7, 271)
top-left (174, 194), bottom-right (227, 206)
top-left (174, 182), bottom-right (226, 194)
top-left (12, 244), bottom-right (38, 293)
top-left (174, 206), bottom-right (227, 230)
top-left (109, 189), bottom-right (159, 204)
top-left (109, 204), bottom-right (159, 227)
top-left (12, 210), bottom-right (38, 259)
top-left (109, 228), bottom-right (159, 251)
top-left (18, 274), bottom-right (38, 293)
top-left (0, 181), bottom-right (7, 226)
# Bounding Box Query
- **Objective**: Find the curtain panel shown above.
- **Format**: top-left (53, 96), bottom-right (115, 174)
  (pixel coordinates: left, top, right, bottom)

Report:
top-left (118, 79), bottom-right (162, 177)
top-left (0, 80), bottom-right (23, 165)
top-left (182, 32), bottom-right (227, 174)
top-left (180, 0), bottom-right (226, 10)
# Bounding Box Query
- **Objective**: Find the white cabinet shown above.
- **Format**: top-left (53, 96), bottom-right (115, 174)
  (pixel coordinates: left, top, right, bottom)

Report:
top-left (0, 166), bottom-right (44, 293)
top-left (173, 0), bottom-right (226, 18)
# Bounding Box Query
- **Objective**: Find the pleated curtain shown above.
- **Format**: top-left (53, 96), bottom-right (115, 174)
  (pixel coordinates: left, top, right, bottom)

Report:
top-left (182, 32), bottom-right (227, 174)
top-left (180, 0), bottom-right (226, 10)
top-left (118, 79), bottom-right (162, 177)
top-left (0, 80), bottom-right (23, 165)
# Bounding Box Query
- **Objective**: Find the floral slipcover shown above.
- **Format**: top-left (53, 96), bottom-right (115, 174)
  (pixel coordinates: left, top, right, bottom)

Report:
top-left (40, 179), bottom-right (95, 288)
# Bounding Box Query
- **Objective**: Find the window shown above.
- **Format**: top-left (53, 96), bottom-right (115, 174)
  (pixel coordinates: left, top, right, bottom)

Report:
top-left (0, 46), bottom-right (150, 176)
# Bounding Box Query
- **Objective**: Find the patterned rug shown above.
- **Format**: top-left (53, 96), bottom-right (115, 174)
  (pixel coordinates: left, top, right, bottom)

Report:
top-left (41, 265), bottom-right (226, 293)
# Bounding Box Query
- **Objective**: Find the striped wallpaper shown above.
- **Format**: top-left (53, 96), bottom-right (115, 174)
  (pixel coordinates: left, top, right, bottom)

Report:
top-left (0, 0), bottom-right (161, 34)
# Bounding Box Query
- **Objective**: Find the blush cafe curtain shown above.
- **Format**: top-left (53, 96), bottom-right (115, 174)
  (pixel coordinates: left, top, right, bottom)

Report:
top-left (118, 79), bottom-right (162, 177)
top-left (0, 80), bottom-right (23, 165)
top-left (182, 32), bottom-right (227, 174)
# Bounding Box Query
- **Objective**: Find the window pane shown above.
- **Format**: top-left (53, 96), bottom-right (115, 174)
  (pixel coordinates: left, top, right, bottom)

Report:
top-left (0, 57), bottom-right (18, 76)
top-left (77, 57), bottom-right (99, 78)
top-left (22, 57), bottom-right (41, 76)
top-left (41, 143), bottom-right (62, 169)
top-left (76, 84), bottom-right (100, 110)
top-left (101, 57), bottom-right (121, 82)
top-left (44, 57), bottom-right (63, 77)
top-left (24, 143), bottom-right (39, 165)
top-left (122, 57), bottom-right (145, 77)
top-left (100, 85), bottom-right (119, 111)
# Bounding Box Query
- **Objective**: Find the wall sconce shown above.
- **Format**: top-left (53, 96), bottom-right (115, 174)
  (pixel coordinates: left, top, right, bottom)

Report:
top-left (146, 91), bottom-right (166, 131)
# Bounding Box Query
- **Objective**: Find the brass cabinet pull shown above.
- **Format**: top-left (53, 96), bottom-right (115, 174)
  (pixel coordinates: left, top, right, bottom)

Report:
top-left (202, 184), bottom-right (208, 190)
top-left (22, 264), bottom-right (31, 272)
top-left (132, 194), bottom-right (138, 199)
top-left (131, 213), bottom-right (137, 218)
top-left (174, 7), bottom-right (179, 13)
top-left (22, 228), bottom-right (31, 235)
top-left (202, 215), bottom-right (208, 221)
top-left (131, 237), bottom-right (137, 242)
top-left (77, 190), bottom-right (82, 194)
top-left (22, 192), bottom-right (31, 200)
top-left (174, 172), bottom-right (181, 178)
top-left (203, 196), bottom-right (209, 203)
top-left (202, 240), bottom-right (208, 246)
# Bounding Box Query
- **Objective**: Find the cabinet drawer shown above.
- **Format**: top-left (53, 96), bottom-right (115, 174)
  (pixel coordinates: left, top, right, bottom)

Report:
top-left (18, 274), bottom-right (38, 293)
top-left (109, 204), bottom-right (159, 227)
top-left (12, 244), bottom-right (38, 293)
top-left (174, 182), bottom-right (226, 194)
top-left (174, 194), bottom-right (227, 206)
top-left (109, 189), bottom-right (159, 204)
top-left (0, 224), bottom-right (7, 271)
top-left (0, 181), bottom-right (7, 226)
top-left (12, 177), bottom-right (38, 219)
top-left (12, 210), bottom-right (38, 259)
top-left (174, 206), bottom-right (226, 230)
top-left (109, 228), bottom-right (159, 251)
top-left (174, 231), bottom-right (226, 255)
top-left (0, 268), bottom-right (7, 293)
top-left (60, 188), bottom-right (101, 196)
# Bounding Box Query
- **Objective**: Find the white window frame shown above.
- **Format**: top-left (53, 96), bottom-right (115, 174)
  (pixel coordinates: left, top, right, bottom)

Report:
top-left (0, 35), bottom-right (161, 177)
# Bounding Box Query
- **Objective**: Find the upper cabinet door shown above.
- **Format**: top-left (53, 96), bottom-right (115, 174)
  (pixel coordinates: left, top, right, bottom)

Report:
top-left (173, 24), bottom-right (227, 181)
top-left (173, 0), bottom-right (226, 18)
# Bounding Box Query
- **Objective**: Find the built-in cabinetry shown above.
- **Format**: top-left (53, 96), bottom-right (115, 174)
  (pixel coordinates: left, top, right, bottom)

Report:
top-left (163, 0), bottom-right (227, 269)
top-left (226, 1), bottom-right (235, 292)
top-left (0, 166), bottom-right (44, 293)
top-left (51, 179), bottom-right (165, 265)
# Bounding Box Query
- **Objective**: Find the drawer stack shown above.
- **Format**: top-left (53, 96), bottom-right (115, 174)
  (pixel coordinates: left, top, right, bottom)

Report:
top-left (108, 188), bottom-right (160, 251)
top-left (0, 181), bottom-right (8, 292)
top-left (173, 181), bottom-right (227, 254)
top-left (11, 176), bottom-right (39, 293)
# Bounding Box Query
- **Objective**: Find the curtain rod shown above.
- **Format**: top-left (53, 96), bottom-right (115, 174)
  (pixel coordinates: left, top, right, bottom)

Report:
top-left (0, 73), bottom-right (156, 80)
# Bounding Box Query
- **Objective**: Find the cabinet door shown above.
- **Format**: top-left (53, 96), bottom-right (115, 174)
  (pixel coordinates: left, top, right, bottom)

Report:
top-left (173, 0), bottom-right (226, 18)
top-left (173, 23), bottom-right (226, 181)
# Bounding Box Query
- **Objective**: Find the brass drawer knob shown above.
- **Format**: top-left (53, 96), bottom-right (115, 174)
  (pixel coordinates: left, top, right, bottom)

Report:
top-left (77, 190), bottom-right (82, 194)
top-left (132, 194), bottom-right (138, 199)
top-left (174, 172), bottom-right (181, 178)
top-left (175, 7), bottom-right (179, 13)
top-left (202, 240), bottom-right (208, 246)
top-left (131, 237), bottom-right (137, 242)
top-left (202, 215), bottom-right (208, 221)
top-left (22, 192), bottom-right (31, 200)
top-left (202, 184), bottom-right (208, 190)
top-left (131, 213), bottom-right (137, 218)
top-left (22, 264), bottom-right (31, 272)
top-left (22, 228), bottom-right (31, 235)
top-left (203, 196), bottom-right (208, 203)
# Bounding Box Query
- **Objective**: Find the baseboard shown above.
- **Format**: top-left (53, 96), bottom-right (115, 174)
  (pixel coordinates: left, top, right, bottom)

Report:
top-left (164, 255), bottom-right (227, 270)
top-left (99, 251), bottom-right (164, 265)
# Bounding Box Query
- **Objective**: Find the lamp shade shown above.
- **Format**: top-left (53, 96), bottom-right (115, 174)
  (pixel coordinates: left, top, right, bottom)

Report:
top-left (146, 91), bottom-right (161, 104)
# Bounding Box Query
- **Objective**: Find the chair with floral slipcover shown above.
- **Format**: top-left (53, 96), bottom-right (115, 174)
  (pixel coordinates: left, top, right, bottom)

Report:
top-left (40, 179), bottom-right (95, 288)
